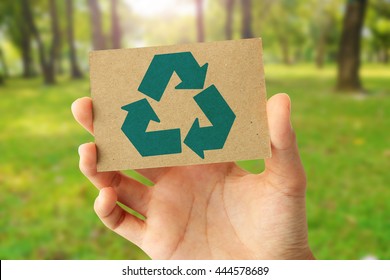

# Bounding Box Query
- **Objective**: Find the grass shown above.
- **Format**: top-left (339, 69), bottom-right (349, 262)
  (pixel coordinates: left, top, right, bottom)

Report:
top-left (0, 64), bottom-right (389, 259)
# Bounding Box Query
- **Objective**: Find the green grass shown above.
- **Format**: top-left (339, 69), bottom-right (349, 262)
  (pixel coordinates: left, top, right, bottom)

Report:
top-left (0, 64), bottom-right (389, 259)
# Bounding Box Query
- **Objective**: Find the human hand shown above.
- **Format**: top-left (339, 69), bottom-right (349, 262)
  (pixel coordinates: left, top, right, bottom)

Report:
top-left (71, 93), bottom-right (314, 260)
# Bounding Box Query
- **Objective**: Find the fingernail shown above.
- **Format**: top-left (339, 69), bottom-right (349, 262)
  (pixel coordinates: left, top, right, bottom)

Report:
top-left (71, 99), bottom-right (78, 111)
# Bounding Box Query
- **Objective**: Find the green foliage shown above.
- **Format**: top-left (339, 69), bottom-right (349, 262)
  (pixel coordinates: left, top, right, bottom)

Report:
top-left (1, 0), bottom-right (389, 77)
top-left (0, 64), bottom-right (389, 259)
top-left (366, 0), bottom-right (390, 61)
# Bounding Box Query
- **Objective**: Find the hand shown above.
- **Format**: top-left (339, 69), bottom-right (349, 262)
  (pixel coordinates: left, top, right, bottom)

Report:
top-left (71, 93), bottom-right (314, 260)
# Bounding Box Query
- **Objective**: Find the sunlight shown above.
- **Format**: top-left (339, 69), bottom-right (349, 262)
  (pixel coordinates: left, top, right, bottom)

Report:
top-left (124, 0), bottom-right (194, 17)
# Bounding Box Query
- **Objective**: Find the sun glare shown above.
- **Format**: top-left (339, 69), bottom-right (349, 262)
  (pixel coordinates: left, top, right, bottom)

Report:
top-left (124, 0), bottom-right (194, 17)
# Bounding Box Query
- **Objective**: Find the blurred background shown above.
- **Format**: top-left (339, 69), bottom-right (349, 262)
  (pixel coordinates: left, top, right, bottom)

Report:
top-left (0, 0), bottom-right (389, 260)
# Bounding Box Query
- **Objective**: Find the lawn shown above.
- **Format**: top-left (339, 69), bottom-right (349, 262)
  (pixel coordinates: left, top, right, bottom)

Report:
top-left (0, 64), bottom-right (389, 259)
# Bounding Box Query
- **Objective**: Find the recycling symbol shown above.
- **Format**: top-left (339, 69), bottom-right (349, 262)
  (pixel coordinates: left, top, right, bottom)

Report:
top-left (121, 52), bottom-right (236, 159)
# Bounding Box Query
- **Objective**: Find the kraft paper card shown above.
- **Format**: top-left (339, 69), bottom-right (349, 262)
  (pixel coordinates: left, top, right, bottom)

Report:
top-left (90, 38), bottom-right (271, 171)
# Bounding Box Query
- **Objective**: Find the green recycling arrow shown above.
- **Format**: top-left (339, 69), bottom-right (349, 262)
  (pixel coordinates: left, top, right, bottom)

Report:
top-left (138, 52), bottom-right (208, 101)
top-left (121, 99), bottom-right (181, 156)
top-left (121, 51), bottom-right (236, 159)
top-left (184, 85), bottom-right (236, 158)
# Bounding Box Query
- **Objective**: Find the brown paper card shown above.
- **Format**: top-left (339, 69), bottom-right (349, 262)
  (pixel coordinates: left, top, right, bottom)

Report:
top-left (90, 38), bottom-right (270, 172)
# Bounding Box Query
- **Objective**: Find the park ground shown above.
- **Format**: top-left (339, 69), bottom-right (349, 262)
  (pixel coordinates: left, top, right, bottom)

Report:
top-left (0, 64), bottom-right (389, 259)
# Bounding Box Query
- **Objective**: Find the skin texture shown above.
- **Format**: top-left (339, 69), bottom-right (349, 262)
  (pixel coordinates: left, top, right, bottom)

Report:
top-left (71, 93), bottom-right (315, 260)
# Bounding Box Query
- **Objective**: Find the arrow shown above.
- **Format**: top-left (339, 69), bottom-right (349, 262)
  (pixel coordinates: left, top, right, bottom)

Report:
top-left (184, 85), bottom-right (236, 159)
top-left (138, 52), bottom-right (208, 101)
top-left (121, 99), bottom-right (182, 157)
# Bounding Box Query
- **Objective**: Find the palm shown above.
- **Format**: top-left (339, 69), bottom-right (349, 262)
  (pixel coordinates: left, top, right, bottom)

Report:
top-left (72, 94), bottom-right (313, 260)
top-left (140, 164), bottom-right (307, 259)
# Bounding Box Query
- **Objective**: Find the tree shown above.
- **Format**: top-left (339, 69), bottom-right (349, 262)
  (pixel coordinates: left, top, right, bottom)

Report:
top-left (48, 0), bottom-right (61, 82)
top-left (225, 0), bottom-right (234, 40)
top-left (88, 0), bottom-right (106, 50)
top-left (195, 0), bottom-right (205, 42)
top-left (19, 21), bottom-right (35, 78)
top-left (22, 0), bottom-right (60, 85)
top-left (311, 0), bottom-right (340, 68)
top-left (66, 0), bottom-right (83, 78)
top-left (56, 26), bottom-right (65, 75)
top-left (264, 0), bottom-right (305, 65)
top-left (372, 25), bottom-right (390, 63)
top-left (251, 0), bottom-right (274, 36)
top-left (0, 47), bottom-right (6, 85)
top-left (1, 2), bottom-right (35, 78)
top-left (241, 0), bottom-right (253, 38)
top-left (0, 46), bottom-right (9, 78)
top-left (111, 0), bottom-right (122, 49)
top-left (369, 0), bottom-right (390, 63)
top-left (336, 0), bottom-right (368, 92)
top-left (372, 0), bottom-right (390, 17)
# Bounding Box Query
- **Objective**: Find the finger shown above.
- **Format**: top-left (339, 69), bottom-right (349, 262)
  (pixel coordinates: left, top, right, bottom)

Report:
top-left (72, 97), bottom-right (168, 183)
top-left (94, 187), bottom-right (145, 247)
top-left (264, 93), bottom-right (306, 195)
top-left (71, 97), bottom-right (94, 135)
top-left (79, 142), bottom-right (151, 216)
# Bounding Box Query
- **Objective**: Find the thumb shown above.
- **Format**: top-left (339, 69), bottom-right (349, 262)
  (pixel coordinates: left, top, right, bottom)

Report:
top-left (264, 93), bottom-right (306, 195)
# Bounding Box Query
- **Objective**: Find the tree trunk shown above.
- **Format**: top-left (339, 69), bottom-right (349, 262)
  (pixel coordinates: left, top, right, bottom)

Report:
top-left (225, 0), bottom-right (234, 40)
top-left (111, 0), bottom-right (122, 49)
top-left (6, 2), bottom-right (36, 78)
top-left (56, 49), bottom-right (64, 76)
top-left (382, 48), bottom-right (389, 64)
top-left (54, 5), bottom-right (64, 76)
top-left (195, 0), bottom-right (205, 42)
top-left (47, 0), bottom-right (60, 84)
top-left (88, 0), bottom-right (106, 50)
top-left (21, 0), bottom-right (59, 85)
top-left (315, 15), bottom-right (334, 68)
top-left (21, 0), bottom-right (48, 83)
top-left (279, 37), bottom-right (291, 65)
top-left (0, 48), bottom-right (6, 85)
top-left (21, 36), bottom-right (34, 78)
top-left (316, 33), bottom-right (326, 68)
top-left (336, 0), bottom-right (368, 92)
top-left (0, 47), bottom-right (9, 78)
top-left (66, 0), bottom-right (83, 78)
top-left (56, 32), bottom-right (64, 75)
top-left (20, 22), bottom-right (34, 78)
top-left (241, 0), bottom-right (253, 38)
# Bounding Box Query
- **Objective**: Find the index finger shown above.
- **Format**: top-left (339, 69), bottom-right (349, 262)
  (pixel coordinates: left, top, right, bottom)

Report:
top-left (71, 97), bottom-right (94, 135)
top-left (71, 97), bottom-right (168, 183)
